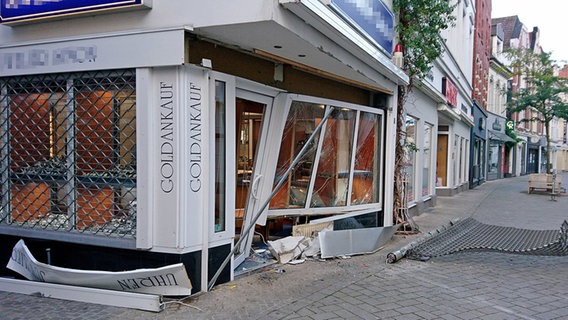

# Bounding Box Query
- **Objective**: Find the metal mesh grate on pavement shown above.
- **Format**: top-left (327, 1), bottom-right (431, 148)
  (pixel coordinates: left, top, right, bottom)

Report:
top-left (406, 217), bottom-right (568, 261)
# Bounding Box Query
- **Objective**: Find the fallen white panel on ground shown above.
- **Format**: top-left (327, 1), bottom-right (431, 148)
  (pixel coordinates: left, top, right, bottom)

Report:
top-left (268, 236), bottom-right (312, 264)
top-left (0, 277), bottom-right (164, 312)
top-left (7, 239), bottom-right (192, 296)
top-left (319, 225), bottom-right (399, 259)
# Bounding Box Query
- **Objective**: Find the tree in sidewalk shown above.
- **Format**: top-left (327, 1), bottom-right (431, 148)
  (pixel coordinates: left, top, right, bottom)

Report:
top-left (392, 0), bottom-right (455, 228)
top-left (506, 49), bottom-right (568, 174)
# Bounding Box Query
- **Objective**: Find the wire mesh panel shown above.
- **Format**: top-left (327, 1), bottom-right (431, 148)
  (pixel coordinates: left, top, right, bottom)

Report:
top-left (0, 70), bottom-right (136, 238)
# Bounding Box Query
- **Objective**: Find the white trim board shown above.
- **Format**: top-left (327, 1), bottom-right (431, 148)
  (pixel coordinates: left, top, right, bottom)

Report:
top-left (0, 278), bottom-right (164, 312)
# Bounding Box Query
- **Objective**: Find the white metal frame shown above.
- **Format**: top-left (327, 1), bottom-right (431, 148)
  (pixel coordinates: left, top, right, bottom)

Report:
top-left (0, 278), bottom-right (163, 312)
top-left (261, 94), bottom-right (385, 219)
top-left (232, 86), bottom-right (279, 267)
top-left (207, 72), bottom-right (236, 246)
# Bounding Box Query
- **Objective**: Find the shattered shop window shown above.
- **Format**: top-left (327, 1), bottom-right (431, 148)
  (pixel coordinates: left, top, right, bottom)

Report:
top-left (269, 101), bottom-right (381, 210)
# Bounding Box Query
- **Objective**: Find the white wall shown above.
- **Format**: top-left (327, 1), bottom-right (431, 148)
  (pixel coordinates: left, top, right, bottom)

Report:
top-left (487, 66), bottom-right (508, 116)
top-left (0, 1), bottom-right (276, 44)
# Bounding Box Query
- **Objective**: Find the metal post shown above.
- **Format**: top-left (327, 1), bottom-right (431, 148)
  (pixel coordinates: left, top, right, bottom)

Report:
top-left (208, 107), bottom-right (335, 291)
top-left (550, 171), bottom-right (557, 201)
top-left (0, 82), bottom-right (9, 221)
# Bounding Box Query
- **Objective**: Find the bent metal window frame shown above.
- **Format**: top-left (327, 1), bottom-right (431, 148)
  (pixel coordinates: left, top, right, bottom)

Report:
top-left (0, 69), bottom-right (137, 242)
top-left (266, 95), bottom-right (385, 218)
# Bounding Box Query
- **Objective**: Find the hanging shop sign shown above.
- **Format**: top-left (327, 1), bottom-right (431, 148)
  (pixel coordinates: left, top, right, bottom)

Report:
top-left (442, 77), bottom-right (458, 107)
top-left (506, 120), bottom-right (515, 130)
top-left (492, 118), bottom-right (502, 131)
top-left (328, 0), bottom-right (394, 54)
top-left (0, 0), bottom-right (151, 25)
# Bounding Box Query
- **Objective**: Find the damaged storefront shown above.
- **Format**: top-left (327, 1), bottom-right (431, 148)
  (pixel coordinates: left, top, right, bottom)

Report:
top-left (0, 0), bottom-right (407, 295)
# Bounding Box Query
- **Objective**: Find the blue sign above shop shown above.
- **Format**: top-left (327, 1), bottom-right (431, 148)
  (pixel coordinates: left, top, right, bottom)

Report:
top-left (329, 0), bottom-right (394, 54)
top-left (0, 0), bottom-right (150, 24)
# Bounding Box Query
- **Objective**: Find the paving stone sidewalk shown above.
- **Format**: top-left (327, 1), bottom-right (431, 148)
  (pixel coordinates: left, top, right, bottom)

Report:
top-left (1, 174), bottom-right (567, 319)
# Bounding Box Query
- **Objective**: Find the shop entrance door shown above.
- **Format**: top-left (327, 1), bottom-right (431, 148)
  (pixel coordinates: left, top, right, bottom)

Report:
top-left (233, 90), bottom-right (274, 267)
top-left (527, 148), bottom-right (539, 173)
top-left (436, 134), bottom-right (448, 186)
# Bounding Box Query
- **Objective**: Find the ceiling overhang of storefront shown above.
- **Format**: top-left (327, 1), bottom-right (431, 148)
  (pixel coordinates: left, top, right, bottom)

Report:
top-left (489, 130), bottom-right (516, 143)
top-left (437, 103), bottom-right (461, 122)
top-left (192, 0), bottom-right (408, 94)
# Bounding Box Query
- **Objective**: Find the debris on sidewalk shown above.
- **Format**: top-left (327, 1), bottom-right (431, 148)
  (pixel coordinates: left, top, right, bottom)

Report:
top-left (267, 236), bottom-right (312, 264)
top-left (287, 259), bottom-right (305, 265)
top-left (267, 220), bottom-right (333, 263)
top-left (292, 221), bottom-right (333, 237)
top-left (234, 247), bottom-right (277, 276)
top-left (319, 225), bottom-right (399, 259)
top-left (7, 239), bottom-right (192, 296)
top-left (267, 222), bottom-right (400, 262)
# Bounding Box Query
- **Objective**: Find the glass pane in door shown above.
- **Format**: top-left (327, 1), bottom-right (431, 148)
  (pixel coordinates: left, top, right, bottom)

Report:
top-left (235, 97), bottom-right (265, 234)
top-left (214, 81), bottom-right (226, 233)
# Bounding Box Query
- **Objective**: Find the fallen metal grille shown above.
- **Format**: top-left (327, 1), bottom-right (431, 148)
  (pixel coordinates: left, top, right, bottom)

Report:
top-left (406, 218), bottom-right (568, 260)
top-left (0, 70), bottom-right (136, 238)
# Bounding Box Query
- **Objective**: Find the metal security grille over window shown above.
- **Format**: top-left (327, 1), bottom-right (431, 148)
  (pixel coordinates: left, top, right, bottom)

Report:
top-left (0, 70), bottom-right (137, 238)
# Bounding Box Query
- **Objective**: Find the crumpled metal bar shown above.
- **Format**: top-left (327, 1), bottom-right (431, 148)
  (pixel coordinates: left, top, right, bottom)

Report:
top-left (398, 218), bottom-right (568, 261)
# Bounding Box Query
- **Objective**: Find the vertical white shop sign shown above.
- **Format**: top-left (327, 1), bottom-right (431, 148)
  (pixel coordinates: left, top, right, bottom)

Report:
top-left (181, 66), bottom-right (208, 249)
top-left (153, 67), bottom-right (180, 249)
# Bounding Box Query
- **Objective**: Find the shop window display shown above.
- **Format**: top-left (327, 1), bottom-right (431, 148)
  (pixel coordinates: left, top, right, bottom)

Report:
top-left (0, 70), bottom-right (136, 237)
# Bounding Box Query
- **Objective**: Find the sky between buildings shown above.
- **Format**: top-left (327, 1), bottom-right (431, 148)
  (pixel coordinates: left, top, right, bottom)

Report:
top-left (492, 0), bottom-right (568, 64)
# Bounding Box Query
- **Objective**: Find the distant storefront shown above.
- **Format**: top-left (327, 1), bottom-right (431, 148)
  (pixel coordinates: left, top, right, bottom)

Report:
top-left (470, 101), bottom-right (487, 188)
top-left (486, 113), bottom-right (515, 180)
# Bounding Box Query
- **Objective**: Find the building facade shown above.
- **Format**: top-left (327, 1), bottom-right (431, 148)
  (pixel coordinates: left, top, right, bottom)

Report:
top-left (0, 0), bottom-right (408, 292)
top-left (488, 21), bottom-right (515, 179)
top-left (555, 66), bottom-right (568, 172)
top-left (433, 0), bottom-right (475, 197)
top-left (403, 0), bottom-right (475, 216)
top-left (493, 15), bottom-right (547, 174)
top-left (402, 84), bottom-right (440, 215)
top-left (472, 0), bottom-right (491, 110)
top-left (468, 0), bottom-right (491, 188)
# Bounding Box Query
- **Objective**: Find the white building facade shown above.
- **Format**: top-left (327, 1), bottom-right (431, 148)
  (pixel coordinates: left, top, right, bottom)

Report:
top-left (401, 0), bottom-right (475, 215)
top-left (488, 22), bottom-right (516, 179)
top-left (433, 0), bottom-right (475, 196)
top-left (0, 1), bottom-right (410, 293)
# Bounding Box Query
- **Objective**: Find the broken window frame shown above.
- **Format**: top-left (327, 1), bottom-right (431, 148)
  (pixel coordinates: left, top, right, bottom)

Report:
top-left (262, 94), bottom-right (385, 219)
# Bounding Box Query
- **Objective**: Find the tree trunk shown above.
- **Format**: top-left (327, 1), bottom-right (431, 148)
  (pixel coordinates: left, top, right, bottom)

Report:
top-left (545, 120), bottom-right (552, 174)
top-left (393, 85), bottom-right (406, 224)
